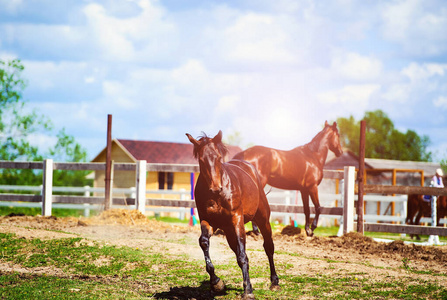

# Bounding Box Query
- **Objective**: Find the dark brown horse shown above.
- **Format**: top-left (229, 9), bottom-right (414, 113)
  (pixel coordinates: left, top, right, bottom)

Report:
top-left (233, 121), bottom-right (343, 237)
top-left (406, 194), bottom-right (447, 240)
top-left (186, 131), bottom-right (279, 299)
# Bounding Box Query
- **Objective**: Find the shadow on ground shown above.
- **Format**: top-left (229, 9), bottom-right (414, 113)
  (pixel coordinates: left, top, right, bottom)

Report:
top-left (152, 280), bottom-right (240, 300)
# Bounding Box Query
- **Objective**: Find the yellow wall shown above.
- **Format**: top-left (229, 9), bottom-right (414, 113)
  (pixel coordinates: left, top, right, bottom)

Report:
top-left (146, 171), bottom-right (198, 200)
top-left (93, 141), bottom-right (199, 200)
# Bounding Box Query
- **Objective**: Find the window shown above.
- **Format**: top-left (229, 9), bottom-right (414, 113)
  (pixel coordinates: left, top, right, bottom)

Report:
top-left (167, 172), bottom-right (174, 190)
top-left (158, 172), bottom-right (174, 190)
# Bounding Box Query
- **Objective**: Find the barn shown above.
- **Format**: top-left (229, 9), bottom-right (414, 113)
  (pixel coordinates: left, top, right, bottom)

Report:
top-left (91, 139), bottom-right (242, 196)
top-left (325, 151), bottom-right (444, 219)
top-left (325, 150), bottom-right (442, 187)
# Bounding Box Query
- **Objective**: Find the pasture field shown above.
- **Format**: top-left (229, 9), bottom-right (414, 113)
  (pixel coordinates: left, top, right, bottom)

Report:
top-left (0, 210), bottom-right (446, 299)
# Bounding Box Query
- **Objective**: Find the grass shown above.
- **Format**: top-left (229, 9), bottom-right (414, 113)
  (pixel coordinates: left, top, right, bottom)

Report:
top-left (0, 228), bottom-right (446, 299)
top-left (0, 207), bottom-right (100, 218)
top-left (312, 225), bottom-right (447, 243)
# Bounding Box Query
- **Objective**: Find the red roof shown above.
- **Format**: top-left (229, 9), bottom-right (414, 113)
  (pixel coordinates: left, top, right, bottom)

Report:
top-left (116, 139), bottom-right (242, 164)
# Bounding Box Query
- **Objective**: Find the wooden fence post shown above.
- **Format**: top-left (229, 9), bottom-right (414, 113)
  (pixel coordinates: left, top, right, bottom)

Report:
top-left (357, 120), bottom-right (366, 234)
top-left (136, 160), bottom-right (147, 214)
top-left (343, 166), bottom-right (355, 235)
top-left (105, 114), bottom-right (112, 210)
top-left (42, 159), bottom-right (53, 217)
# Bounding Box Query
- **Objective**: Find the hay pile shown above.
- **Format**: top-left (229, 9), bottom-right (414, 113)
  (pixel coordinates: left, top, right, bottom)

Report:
top-left (82, 209), bottom-right (152, 226)
top-left (81, 209), bottom-right (196, 233)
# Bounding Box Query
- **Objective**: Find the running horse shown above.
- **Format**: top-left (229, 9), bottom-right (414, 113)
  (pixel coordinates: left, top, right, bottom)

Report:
top-left (186, 131), bottom-right (280, 299)
top-left (233, 121), bottom-right (343, 237)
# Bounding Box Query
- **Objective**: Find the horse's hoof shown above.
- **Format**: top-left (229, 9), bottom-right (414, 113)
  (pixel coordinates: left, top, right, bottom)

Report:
top-left (305, 228), bottom-right (313, 237)
top-left (211, 278), bottom-right (225, 293)
top-left (269, 284), bottom-right (281, 291)
top-left (241, 293), bottom-right (255, 300)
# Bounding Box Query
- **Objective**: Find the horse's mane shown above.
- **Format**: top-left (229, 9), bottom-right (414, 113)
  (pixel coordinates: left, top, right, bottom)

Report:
top-left (192, 132), bottom-right (229, 159)
top-left (306, 124), bottom-right (338, 152)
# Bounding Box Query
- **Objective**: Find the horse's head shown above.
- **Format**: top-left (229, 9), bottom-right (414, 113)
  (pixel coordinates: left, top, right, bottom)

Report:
top-left (186, 130), bottom-right (228, 193)
top-left (324, 121), bottom-right (343, 157)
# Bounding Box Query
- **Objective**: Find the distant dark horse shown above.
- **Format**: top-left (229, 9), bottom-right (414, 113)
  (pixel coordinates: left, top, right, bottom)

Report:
top-left (186, 131), bottom-right (280, 299)
top-left (233, 121), bottom-right (343, 237)
top-left (406, 194), bottom-right (447, 240)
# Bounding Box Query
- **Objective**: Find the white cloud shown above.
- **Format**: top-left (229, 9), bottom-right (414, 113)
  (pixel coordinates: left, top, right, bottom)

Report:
top-left (381, 84), bottom-right (411, 103)
top-left (216, 95), bottom-right (239, 113)
top-left (102, 81), bottom-right (138, 110)
top-left (24, 60), bottom-right (90, 91)
top-left (220, 12), bottom-right (297, 64)
top-left (433, 96), bottom-right (447, 110)
top-left (401, 62), bottom-right (447, 82)
top-left (331, 52), bottom-right (383, 81)
top-left (318, 84), bottom-right (380, 105)
top-left (381, 0), bottom-right (447, 55)
top-left (82, 0), bottom-right (177, 62)
top-left (0, 0), bottom-right (24, 14)
top-left (381, 0), bottom-right (416, 41)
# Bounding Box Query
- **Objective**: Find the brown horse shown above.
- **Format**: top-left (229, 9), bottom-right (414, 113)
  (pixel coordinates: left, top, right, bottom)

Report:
top-left (406, 194), bottom-right (447, 240)
top-left (233, 121), bottom-right (343, 237)
top-left (186, 131), bottom-right (279, 299)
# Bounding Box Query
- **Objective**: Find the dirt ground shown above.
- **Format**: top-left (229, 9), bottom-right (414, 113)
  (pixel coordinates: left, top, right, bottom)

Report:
top-left (1, 209), bottom-right (446, 295)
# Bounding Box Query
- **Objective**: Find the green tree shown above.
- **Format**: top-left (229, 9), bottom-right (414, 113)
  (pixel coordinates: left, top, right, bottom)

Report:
top-left (440, 155), bottom-right (447, 175)
top-left (336, 110), bottom-right (431, 161)
top-left (223, 131), bottom-right (243, 147)
top-left (0, 59), bottom-right (91, 187)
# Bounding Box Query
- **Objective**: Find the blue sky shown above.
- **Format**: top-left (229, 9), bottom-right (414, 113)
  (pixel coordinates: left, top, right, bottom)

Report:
top-left (1, 0), bottom-right (447, 161)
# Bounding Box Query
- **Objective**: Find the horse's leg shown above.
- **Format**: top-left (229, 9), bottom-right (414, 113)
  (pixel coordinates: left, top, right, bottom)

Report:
top-left (406, 197), bottom-right (415, 239)
top-left (253, 209), bottom-right (280, 291)
top-left (250, 173), bottom-right (268, 236)
top-left (224, 219), bottom-right (254, 300)
top-left (414, 209), bottom-right (423, 241)
top-left (199, 220), bottom-right (225, 293)
top-left (300, 190), bottom-right (313, 236)
top-left (308, 185), bottom-right (321, 235)
top-left (408, 210), bottom-right (416, 239)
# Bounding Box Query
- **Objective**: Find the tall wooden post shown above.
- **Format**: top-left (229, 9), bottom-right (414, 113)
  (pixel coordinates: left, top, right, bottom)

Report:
top-left (357, 120), bottom-right (366, 234)
top-left (104, 114), bottom-right (112, 210)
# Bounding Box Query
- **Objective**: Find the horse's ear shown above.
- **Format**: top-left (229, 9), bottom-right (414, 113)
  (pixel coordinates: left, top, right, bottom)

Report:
top-left (324, 120), bottom-right (329, 127)
top-left (186, 133), bottom-right (199, 147)
top-left (213, 130), bottom-right (223, 143)
top-left (332, 121), bottom-right (337, 128)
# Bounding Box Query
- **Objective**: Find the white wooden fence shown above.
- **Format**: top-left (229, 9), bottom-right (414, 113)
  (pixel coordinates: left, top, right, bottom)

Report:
top-left (0, 160), bottom-right (446, 241)
top-left (0, 160), bottom-right (352, 231)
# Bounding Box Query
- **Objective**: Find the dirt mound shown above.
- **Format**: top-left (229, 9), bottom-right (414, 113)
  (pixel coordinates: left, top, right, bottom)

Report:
top-left (83, 209), bottom-right (153, 226)
top-left (0, 209), bottom-right (197, 234)
top-left (280, 225), bottom-right (303, 236)
top-left (299, 231), bottom-right (447, 265)
top-left (0, 214), bottom-right (80, 231)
